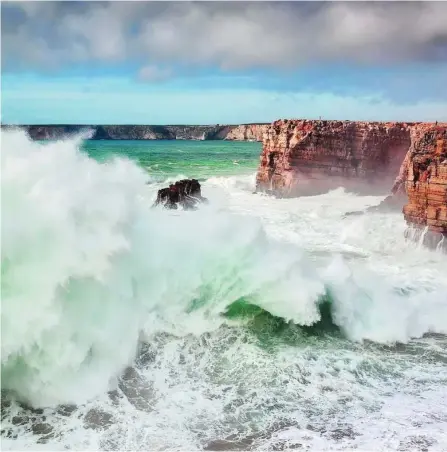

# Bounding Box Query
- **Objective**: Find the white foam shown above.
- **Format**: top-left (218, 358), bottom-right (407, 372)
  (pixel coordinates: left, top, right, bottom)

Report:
top-left (2, 130), bottom-right (447, 450)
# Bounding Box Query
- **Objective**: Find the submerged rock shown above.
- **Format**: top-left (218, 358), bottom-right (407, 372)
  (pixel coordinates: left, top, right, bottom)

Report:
top-left (344, 192), bottom-right (408, 217)
top-left (153, 179), bottom-right (207, 210)
top-left (84, 408), bottom-right (114, 430)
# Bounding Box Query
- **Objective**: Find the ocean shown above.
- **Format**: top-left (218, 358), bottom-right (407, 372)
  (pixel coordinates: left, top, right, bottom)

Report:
top-left (1, 130), bottom-right (447, 451)
top-left (83, 139), bottom-right (261, 181)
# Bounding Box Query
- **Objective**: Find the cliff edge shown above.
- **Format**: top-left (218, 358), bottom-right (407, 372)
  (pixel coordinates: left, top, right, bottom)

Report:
top-left (256, 119), bottom-right (413, 196)
top-left (3, 124), bottom-right (267, 141)
top-left (399, 124), bottom-right (447, 251)
top-left (256, 119), bottom-right (447, 251)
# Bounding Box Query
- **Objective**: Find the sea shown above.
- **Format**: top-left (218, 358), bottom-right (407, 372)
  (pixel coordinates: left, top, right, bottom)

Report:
top-left (1, 129), bottom-right (447, 451)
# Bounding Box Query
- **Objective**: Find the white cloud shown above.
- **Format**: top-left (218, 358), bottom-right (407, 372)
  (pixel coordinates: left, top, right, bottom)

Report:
top-left (137, 65), bottom-right (172, 82)
top-left (2, 2), bottom-right (447, 71)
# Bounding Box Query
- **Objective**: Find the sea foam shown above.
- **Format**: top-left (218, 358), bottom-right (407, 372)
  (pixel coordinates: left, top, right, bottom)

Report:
top-left (2, 129), bottom-right (447, 411)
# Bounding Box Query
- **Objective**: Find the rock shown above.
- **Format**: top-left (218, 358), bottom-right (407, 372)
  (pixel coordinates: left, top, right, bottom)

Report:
top-left (153, 179), bottom-right (207, 210)
top-left (12, 415), bottom-right (30, 426)
top-left (224, 124), bottom-right (268, 142)
top-left (367, 192), bottom-right (409, 213)
top-left (84, 409), bottom-right (114, 430)
top-left (118, 366), bottom-right (155, 412)
top-left (32, 422), bottom-right (53, 436)
top-left (256, 119), bottom-right (447, 252)
top-left (204, 438), bottom-right (254, 451)
top-left (400, 124), bottom-right (447, 251)
top-left (345, 192), bottom-right (409, 217)
top-left (256, 119), bottom-right (416, 197)
top-left (56, 404), bottom-right (77, 417)
top-left (2, 124), bottom-right (268, 142)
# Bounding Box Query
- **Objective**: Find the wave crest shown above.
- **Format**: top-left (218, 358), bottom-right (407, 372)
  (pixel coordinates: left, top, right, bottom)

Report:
top-left (1, 130), bottom-right (446, 408)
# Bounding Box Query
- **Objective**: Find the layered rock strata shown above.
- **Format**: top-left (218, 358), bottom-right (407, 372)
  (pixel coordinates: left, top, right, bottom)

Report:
top-left (256, 119), bottom-right (414, 197)
top-left (224, 124), bottom-right (268, 142)
top-left (397, 125), bottom-right (447, 251)
top-left (2, 124), bottom-right (267, 141)
top-left (257, 119), bottom-right (447, 251)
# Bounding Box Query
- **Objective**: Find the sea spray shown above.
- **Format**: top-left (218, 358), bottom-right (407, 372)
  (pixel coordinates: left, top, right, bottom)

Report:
top-left (0, 130), bottom-right (328, 407)
top-left (321, 255), bottom-right (447, 342)
top-left (2, 130), bottom-right (447, 410)
top-left (2, 132), bottom-right (447, 450)
top-left (1, 130), bottom-right (152, 406)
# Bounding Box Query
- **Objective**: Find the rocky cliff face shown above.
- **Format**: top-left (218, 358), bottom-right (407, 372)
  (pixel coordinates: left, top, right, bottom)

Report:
top-left (398, 124), bottom-right (447, 251)
top-left (4, 124), bottom-right (266, 141)
top-left (225, 124), bottom-right (268, 142)
top-left (256, 119), bottom-right (413, 196)
top-left (256, 119), bottom-right (447, 251)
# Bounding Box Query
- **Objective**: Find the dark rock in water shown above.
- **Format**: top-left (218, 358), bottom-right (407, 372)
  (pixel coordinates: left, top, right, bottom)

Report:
top-left (153, 178), bottom-right (207, 210)
top-left (12, 415), bottom-right (30, 426)
top-left (204, 435), bottom-right (256, 451)
top-left (344, 192), bottom-right (407, 217)
top-left (329, 426), bottom-right (359, 441)
top-left (366, 192), bottom-right (407, 213)
top-left (344, 210), bottom-right (365, 217)
top-left (56, 404), bottom-right (77, 417)
top-left (118, 366), bottom-right (155, 412)
top-left (84, 408), bottom-right (114, 430)
top-left (32, 422), bottom-right (53, 436)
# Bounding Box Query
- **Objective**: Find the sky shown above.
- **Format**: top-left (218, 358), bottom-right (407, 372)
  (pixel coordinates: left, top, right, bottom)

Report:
top-left (1, 1), bottom-right (447, 125)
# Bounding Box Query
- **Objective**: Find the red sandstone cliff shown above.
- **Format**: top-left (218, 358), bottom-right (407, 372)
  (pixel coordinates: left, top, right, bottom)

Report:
top-left (398, 124), bottom-right (447, 251)
top-left (256, 119), bottom-right (413, 196)
top-left (256, 119), bottom-right (447, 251)
top-left (225, 124), bottom-right (268, 142)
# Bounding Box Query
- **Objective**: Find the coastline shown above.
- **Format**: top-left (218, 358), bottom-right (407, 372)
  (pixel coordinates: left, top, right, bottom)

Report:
top-left (0, 123), bottom-right (268, 142)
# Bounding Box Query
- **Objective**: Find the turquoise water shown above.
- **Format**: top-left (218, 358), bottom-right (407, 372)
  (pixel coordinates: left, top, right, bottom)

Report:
top-left (2, 130), bottom-right (447, 451)
top-left (82, 140), bottom-right (261, 181)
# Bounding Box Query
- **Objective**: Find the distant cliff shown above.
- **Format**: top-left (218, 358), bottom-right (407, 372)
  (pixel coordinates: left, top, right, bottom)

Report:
top-left (225, 124), bottom-right (269, 142)
top-left (1, 124), bottom-right (267, 141)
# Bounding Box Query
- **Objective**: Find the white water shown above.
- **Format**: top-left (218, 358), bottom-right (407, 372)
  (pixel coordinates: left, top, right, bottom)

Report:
top-left (1, 131), bottom-right (447, 451)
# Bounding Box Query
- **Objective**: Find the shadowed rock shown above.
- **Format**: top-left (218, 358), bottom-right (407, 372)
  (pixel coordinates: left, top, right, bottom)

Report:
top-left (344, 191), bottom-right (408, 217)
top-left (153, 179), bottom-right (208, 210)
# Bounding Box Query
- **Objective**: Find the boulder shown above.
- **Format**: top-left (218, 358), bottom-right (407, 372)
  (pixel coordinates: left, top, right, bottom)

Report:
top-left (153, 179), bottom-right (207, 210)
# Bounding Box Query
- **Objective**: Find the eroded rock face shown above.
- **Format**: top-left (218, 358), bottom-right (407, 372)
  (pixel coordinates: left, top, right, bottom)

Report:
top-left (153, 179), bottom-right (207, 210)
top-left (256, 120), bottom-right (414, 197)
top-left (257, 119), bottom-right (447, 251)
top-left (400, 125), bottom-right (447, 251)
top-left (3, 124), bottom-right (267, 142)
top-left (225, 124), bottom-right (268, 142)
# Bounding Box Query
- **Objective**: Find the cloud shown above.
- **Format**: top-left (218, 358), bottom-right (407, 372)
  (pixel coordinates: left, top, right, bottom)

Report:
top-left (137, 65), bottom-right (172, 82)
top-left (2, 1), bottom-right (447, 72)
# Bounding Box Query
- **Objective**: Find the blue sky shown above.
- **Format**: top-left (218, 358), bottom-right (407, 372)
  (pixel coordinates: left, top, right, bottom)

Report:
top-left (2, 1), bottom-right (447, 124)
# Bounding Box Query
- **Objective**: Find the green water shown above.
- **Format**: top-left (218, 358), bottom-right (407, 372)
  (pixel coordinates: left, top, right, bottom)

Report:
top-left (82, 140), bottom-right (261, 181)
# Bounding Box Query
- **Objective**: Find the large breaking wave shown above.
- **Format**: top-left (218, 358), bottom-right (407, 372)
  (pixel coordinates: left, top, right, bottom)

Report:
top-left (2, 129), bottom-right (447, 409)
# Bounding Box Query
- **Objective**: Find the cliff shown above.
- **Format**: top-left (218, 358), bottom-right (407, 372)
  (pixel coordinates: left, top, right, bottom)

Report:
top-left (2, 124), bottom-right (266, 141)
top-left (225, 124), bottom-right (268, 142)
top-left (256, 119), bottom-right (447, 251)
top-left (256, 119), bottom-right (414, 196)
top-left (398, 124), bottom-right (447, 251)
